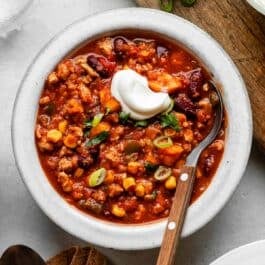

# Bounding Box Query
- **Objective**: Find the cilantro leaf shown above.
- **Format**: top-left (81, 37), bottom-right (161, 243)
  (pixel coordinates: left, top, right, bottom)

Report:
top-left (86, 131), bottom-right (109, 147)
top-left (144, 162), bottom-right (159, 173)
top-left (160, 113), bottom-right (181, 131)
top-left (119, 111), bottom-right (130, 124)
top-left (84, 119), bottom-right (92, 128)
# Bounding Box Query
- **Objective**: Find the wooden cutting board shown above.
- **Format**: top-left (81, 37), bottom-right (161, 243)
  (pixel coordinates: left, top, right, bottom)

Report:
top-left (136, 0), bottom-right (265, 151)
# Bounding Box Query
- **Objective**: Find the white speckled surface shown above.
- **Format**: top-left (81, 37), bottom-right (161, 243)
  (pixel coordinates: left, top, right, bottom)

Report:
top-left (0, 1), bottom-right (264, 264)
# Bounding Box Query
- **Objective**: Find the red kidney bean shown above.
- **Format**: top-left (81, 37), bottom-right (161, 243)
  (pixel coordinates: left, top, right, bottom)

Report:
top-left (114, 37), bottom-right (128, 60)
top-left (87, 55), bottom-right (115, 78)
top-left (175, 93), bottom-right (197, 116)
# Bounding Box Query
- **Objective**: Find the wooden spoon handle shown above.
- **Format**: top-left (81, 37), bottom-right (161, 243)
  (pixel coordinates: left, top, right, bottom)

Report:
top-left (156, 165), bottom-right (196, 265)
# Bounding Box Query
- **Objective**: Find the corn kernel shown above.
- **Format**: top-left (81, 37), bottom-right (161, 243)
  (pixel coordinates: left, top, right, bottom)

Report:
top-left (64, 134), bottom-right (78, 149)
top-left (74, 168), bottom-right (84, 178)
top-left (111, 204), bottom-right (126, 218)
top-left (58, 120), bottom-right (68, 133)
top-left (184, 129), bottom-right (194, 142)
top-left (47, 129), bottom-right (62, 143)
top-left (165, 176), bottom-right (177, 190)
top-left (135, 184), bottom-right (145, 197)
top-left (123, 177), bottom-right (136, 191)
top-left (127, 162), bottom-right (141, 175)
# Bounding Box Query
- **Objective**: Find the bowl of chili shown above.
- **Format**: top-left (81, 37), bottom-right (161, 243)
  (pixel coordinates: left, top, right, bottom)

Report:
top-left (12, 8), bottom-right (252, 250)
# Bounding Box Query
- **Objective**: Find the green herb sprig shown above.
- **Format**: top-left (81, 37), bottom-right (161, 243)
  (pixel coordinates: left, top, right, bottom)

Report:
top-left (160, 113), bottom-right (181, 131)
top-left (86, 131), bottom-right (109, 147)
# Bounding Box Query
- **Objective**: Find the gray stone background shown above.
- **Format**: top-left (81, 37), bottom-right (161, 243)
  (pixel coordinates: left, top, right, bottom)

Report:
top-left (0, 1), bottom-right (264, 264)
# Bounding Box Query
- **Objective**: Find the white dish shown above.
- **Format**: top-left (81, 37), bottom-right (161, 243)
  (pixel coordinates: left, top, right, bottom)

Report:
top-left (210, 240), bottom-right (265, 265)
top-left (12, 8), bottom-right (252, 250)
top-left (247, 0), bottom-right (265, 15)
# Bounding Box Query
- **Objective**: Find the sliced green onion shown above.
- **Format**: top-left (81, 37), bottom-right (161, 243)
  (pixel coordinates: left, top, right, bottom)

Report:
top-left (181, 0), bottom-right (196, 7)
top-left (160, 0), bottom-right (174, 12)
top-left (153, 136), bottom-right (173, 148)
top-left (88, 168), bottom-right (106, 187)
top-left (162, 99), bottom-right (174, 115)
top-left (105, 107), bottom-right (111, 115)
top-left (91, 113), bottom-right (104, 127)
top-left (154, 166), bottom-right (172, 181)
top-left (135, 120), bottom-right (148, 127)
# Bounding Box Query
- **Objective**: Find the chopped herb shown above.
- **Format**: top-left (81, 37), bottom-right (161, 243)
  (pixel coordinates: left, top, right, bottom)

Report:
top-left (135, 120), bottom-right (148, 127)
top-left (144, 163), bottom-right (159, 173)
top-left (84, 113), bottom-right (104, 129)
top-left (181, 0), bottom-right (196, 7)
top-left (84, 119), bottom-right (92, 129)
top-left (91, 113), bottom-right (104, 127)
top-left (153, 136), bottom-right (173, 148)
top-left (84, 130), bottom-right (90, 137)
top-left (160, 0), bottom-right (173, 12)
top-left (119, 111), bottom-right (130, 124)
top-left (43, 102), bottom-right (55, 115)
top-left (105, 107), bottom-right (111, 115)
top-left (86, 131), bottom-right (109, 147)
top-left (154, 166), bottom-right (172, 181)
top-left (160, 113), bottom-right (181, 131)
top-left (88, 168), bottom-right (106, 187)
top-left (145, 190), bottom-right (158, 201)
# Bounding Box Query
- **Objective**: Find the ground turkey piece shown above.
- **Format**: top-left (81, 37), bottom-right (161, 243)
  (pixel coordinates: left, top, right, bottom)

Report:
top-left (79, 198), bottom-right (103, 214)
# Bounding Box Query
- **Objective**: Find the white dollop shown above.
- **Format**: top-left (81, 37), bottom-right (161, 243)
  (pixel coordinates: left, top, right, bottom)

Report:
top-left (111, 69), bottom-right (171, 120)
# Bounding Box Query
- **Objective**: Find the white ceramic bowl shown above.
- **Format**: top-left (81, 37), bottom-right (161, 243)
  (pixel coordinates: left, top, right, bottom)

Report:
top-left (247, 0), bottom-right (265, 15)
top-left (12, 8), bottom-right (252, 250)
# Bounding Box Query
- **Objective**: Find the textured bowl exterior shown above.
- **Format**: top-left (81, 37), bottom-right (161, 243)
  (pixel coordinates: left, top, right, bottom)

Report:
top-left (12, 8), bottom-right (252, 250)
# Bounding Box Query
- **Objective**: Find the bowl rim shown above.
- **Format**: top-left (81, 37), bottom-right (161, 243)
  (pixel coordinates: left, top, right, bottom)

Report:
top-left (11, 7), bottom-right (253, 250)
top-left (246, 0), bottom-right (265, 15)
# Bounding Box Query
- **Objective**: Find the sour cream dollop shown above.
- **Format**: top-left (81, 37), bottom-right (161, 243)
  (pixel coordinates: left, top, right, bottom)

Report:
top-left (111, 69), bottom-right (171, 120)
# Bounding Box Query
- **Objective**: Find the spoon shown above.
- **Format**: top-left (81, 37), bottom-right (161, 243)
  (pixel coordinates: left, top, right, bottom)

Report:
top-left (156, 83), bottom-right (224, 265)
top-left (0, 245), bottom-right (46, 265)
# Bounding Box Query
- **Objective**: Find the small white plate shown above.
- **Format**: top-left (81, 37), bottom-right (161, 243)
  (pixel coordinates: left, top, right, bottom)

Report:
top-left (210, 240), bottom-right (265, 265)
top-left (247, 0), bottom-right (265, 15)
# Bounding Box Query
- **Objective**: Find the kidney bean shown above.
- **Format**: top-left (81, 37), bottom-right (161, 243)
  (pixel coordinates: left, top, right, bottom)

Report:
top-left (180, 68), bottom-right (203, 98)
top-left (188, 68), bottom-right (203, 98)
top-left (175, 93), bottom-right (197, 116)
top-left (114, 37), bottom-right (128, 60)
top-left (87, 55), bottom-right (115, 78)
top-left (78, 155), bottom-right (93, 169)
